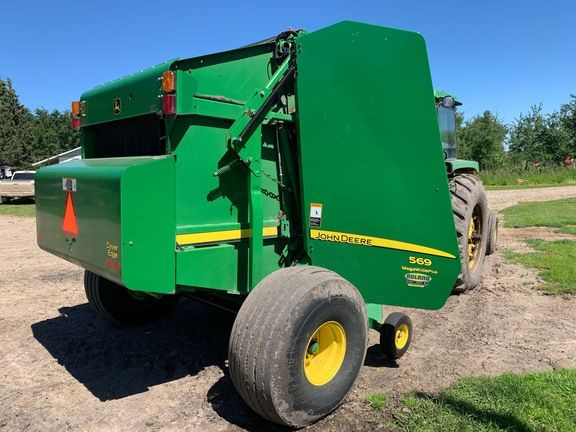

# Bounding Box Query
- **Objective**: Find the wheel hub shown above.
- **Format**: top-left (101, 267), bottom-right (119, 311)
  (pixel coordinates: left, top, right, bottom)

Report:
top-left (304, 321), bottom-right (346, 386)
top-left (395, 323), bottom-right (410, 350)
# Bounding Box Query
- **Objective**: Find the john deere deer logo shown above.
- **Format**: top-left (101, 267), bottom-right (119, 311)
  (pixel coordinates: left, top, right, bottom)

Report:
top-left (113, 98), bottom-right (121, 115)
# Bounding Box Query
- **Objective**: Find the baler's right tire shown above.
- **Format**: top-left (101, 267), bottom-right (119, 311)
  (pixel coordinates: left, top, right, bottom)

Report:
top-left (84, 270), bottom-right (179, 326)
top-left (228, 266), bottom-right (367, 428)
top-left (450, 174), bottom-right (489, 293)
top-left (380, 312), bottom-right (412, 360)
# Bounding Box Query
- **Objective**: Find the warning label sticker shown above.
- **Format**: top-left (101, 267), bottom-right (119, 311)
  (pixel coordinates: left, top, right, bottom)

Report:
top-left (309, 203), bottom-right (323, 227)
top-left (62, 178), bottom-right (77, 192)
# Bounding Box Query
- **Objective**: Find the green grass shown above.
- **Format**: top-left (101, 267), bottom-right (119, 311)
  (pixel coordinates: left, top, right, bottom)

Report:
top-left (562, 226), bottom-right (576, 235)
top-left (0, 202), bottom-right (36, 217)
top-left (500, 197), bottom-right (576, 233)
top-left (396, 369), bottom-right (576, 432)
top-left (500, 198), bottom-right (576, 294)
top-left (504, 239), bottom-right (576, 295)
top-left (479, 166), bottom-right (576, 188)
top-left (365, 393), bottom-right (389, 411)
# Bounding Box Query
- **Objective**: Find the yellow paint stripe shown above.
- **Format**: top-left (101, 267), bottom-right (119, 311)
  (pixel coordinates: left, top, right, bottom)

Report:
top-left (177, 226), bottom-right (277, 246)
top-left (310, 229), bottom-right (456, 259)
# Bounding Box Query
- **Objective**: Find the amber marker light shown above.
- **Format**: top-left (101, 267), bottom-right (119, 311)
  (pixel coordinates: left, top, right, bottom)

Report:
top-left (162, 70), bottom-right (175, 92)
top-left (71, 101), bottom-right (80, 116)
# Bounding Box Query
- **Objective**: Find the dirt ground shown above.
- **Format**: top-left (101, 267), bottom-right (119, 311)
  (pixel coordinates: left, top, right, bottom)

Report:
top-left (1, 185), bottom-right (575, 432)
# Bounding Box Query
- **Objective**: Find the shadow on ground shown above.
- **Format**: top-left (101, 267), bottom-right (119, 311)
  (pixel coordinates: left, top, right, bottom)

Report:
top-left (207, 375), bottom-right (292, 432)
top-left (31, 298), bottom-right (402, 431)
top-left (364, 344), bottom-right (399, 368)
top-left (31, 298), bottom-right (236, 401)
top-left (31, 297), bottom-right (295, 430)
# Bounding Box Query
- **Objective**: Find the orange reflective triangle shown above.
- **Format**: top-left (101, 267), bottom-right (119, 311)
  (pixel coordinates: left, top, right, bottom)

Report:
top-left (62, 191), bottom-right (78, 236)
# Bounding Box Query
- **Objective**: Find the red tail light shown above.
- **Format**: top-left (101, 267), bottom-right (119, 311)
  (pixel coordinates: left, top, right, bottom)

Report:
top-left (72, 117), bottom-right (80, 131)
top-left (163, 94), bottom-right (176, 115)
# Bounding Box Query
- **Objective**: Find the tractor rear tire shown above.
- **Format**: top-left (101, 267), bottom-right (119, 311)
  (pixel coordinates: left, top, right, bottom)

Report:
top-left (486, 210), bottom-right (499, 255)
top-left (228, 266), bottom-right (367, 427)
top-left (450, 174), bottom-right (488, 293)
top-left (84, 270), bottom-right (179, 325)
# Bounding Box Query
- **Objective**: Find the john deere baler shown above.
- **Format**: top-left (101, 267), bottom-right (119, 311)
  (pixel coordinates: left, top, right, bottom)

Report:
top-left (36, 21), bottom-right (490, 427)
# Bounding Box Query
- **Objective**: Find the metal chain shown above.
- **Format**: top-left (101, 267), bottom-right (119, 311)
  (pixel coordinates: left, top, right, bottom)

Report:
top-left (260, 168), bottom-right (289, 190)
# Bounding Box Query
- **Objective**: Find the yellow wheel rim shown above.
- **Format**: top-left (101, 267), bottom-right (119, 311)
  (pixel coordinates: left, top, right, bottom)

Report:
top-left (304, 321), bottom-right (346, 386)
top-left (395, 323), bottom-right (409, 350)
top-left (467, 205), bottom-right (482, 271)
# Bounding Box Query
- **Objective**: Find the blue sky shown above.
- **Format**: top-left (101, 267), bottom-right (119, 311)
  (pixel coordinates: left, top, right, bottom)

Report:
top-left (1, 0), bottom-right (574, 123)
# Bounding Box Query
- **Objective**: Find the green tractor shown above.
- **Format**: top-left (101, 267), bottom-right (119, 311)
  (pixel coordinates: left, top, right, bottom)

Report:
top-left (435, 90), bottom-right (499, 292)
top-left (36, 22), bottom-right (496, 427)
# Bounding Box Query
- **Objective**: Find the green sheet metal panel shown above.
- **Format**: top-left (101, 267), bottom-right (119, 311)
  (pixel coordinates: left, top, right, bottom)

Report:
top-left (121, 156), bottom-right (176, 294)
top-left (80, 62), bottom-right (173, 127)
top-left (446, 159), bottom-right (480, 174)
top-left (172, 42), bottom-right (276, 114)
top-left (167, 46), bottom-right (284, 293)
top-left (295, 21), bottom-right (461, 309)
top-left (36, 159), bottom-right (124, 283)
top-left (170, 118), bottom-right (282, 292)
top-left (168, 44), bottom-right (281, 240)
top-left (36, 156), bottom-right (175, 293)
top-left (170, 119), bottom-right (281, 236)
top-left (176, 241), bottom-right (281, 293)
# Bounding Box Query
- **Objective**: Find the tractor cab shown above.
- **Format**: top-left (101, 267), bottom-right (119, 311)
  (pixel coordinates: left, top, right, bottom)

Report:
top-left (435, 90), bottom-right (461, 159)
top-left (434, 90), bottom-right (479, 175)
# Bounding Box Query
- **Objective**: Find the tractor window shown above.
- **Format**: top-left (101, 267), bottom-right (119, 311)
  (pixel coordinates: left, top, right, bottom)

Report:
top-left (437, 106), bottom-right (457, 159)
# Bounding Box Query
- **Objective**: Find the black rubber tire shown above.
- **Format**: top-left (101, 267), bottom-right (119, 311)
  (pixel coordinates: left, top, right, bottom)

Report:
top-left (450, 174), bottom-right (489, 293)
top-left (84, 270), bottom-right (179, 326)
top-left (228, 266), bottom-right (367, 428)
top-left (486, 210), bottom-right (499, 256)
top-left (0, 196), bottom-right (8, 204)
top-left (380, 312), bottom-right (412, 360)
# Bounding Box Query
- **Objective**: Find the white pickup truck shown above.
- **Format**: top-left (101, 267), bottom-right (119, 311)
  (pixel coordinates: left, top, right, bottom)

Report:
top-left (0, 171), bottom-right (36, 203)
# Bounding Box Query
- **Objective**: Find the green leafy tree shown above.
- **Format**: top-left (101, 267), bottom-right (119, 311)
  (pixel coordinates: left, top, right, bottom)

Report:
top-left (455, 110), bottom-right (468, 158)
top-left (31, 108), bottom-right (78, 161)
top-left (559, 95), bottom-right (576, 159)
top-left (458, 110), bottom-right (506, 169)
top-left (0, 78), bottom-right (34, 168)
top-left (0, 78), bottom-right (79, 169)
top-left (509, 104), bottom-right (571, 165)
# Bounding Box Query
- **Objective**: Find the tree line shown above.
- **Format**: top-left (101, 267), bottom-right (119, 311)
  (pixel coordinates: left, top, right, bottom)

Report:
top-left (456, 95), bottom-right (576, 170)
top-left (0, 78), bottom-right (79, 170)
top-left (1, 76), bottom-right (575, 171)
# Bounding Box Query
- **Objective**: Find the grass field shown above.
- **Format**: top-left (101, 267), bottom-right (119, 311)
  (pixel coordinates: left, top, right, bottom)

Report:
top-left (479, 167), bottom-right (576, 188)
top-left (0, 202), bottom-right (36, 217)
top-left (500, 197), bottom-right (576, 233)
top-left (501, 197), bottom-right (576, 294)
top-left (505, 240), bottom-right (576, 294)
top-left (396, 369), bottom-right (576, 432)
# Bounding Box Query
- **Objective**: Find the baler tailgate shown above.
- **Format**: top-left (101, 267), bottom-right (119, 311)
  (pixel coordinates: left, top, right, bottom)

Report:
top-left (36, 156), bottom-right (175, 293)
